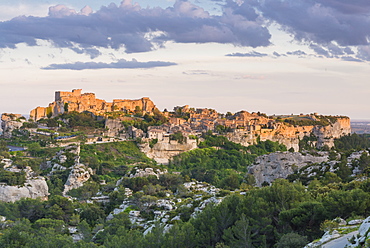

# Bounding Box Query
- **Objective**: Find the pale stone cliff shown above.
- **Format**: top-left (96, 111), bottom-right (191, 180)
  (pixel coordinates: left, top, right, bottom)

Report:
top-left (63, 163), bottom-right (93, 196)
top-left (0, 177), bottom-right (49, 202)
top-left (105, 119), bottom-right (126, 138)
top-left (248, 151), bottom-right (329, 186)
top-left (226, 117), bottom-right (351, 151)
top-left (129, 167), bottom-right (168, 178)
top-left (0, 163), bottom-right (49, 202)
top-left (30, 89), bottom-right (158, 120)
top-left (1, 113), bottom-right (26, 138)
top-left (139, 138), bottom-right (197, 164)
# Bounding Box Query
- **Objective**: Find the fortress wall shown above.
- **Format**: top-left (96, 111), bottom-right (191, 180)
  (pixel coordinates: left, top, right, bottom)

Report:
top-left (55, 89), bottom-right (82, 101)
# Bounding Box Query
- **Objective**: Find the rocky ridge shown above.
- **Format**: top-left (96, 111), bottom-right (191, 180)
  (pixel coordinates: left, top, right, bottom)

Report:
top-left (226, 117), bottom-right (351, 151)
top-left (1, 113), bottom-right (26, 138)
top-left (43, 145), bottom-right (93, 197)
top-left (248, 151), bottom-right (329, 186)
top-left (248, 150), bottom-right (369, 186)
top-left (107, 179), bottom-right (224, 235)
top-left (0, 159), bottom-right (49, 202)
top-left (139, 138), bottom-right (197, 164)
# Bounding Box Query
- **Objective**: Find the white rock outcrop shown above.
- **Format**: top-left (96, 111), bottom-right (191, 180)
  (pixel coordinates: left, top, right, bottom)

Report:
top-left (63, 163), bottom-right (93, 196)
top-left (248, 151), bottom-right (328, 186)
top-left (129, 167), bottom-right (167, 179)
top-left (0, 177), bottom-right (49, 202)
top-left (346, 216), bottom-right (370, 247)
top-left (1, 113), bottom-right (26, 138)
top-left (139, 139), bottom-right (197, 164)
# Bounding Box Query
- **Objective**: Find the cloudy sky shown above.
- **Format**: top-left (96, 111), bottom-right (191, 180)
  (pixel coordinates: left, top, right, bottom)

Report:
top-left (0, 0), bottom-right (369, 120)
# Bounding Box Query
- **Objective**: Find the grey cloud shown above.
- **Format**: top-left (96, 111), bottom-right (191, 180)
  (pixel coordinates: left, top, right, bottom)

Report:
top-left (357, 46), bottom-right (370, 61)
top-left (343, 47), bottom-right (354, 55)
top-left (254, 0), bottom-right (370, 47)
top-left (70, 47), bottom-right (101, 59)
top-left (226, 51), bottom-right (268, 57)
top-left (341, 56), bottom-right (363, 62)
top-left (2, 0), bottom-right (370, 60)
top-left (273, 51), bottom-right (286, 57)
top-left (0, 0), bottom-right (271, 55)
top-left (286, 50), bottom-right (307, 56)
top-left (42, 58), bottom-right (177, 70)
top-left (316, 0), bottom-right (370, 14)
top-left (309, 44), bottom-right (331, 57)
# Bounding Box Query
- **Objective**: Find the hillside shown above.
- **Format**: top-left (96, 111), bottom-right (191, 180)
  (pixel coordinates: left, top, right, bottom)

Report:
top-left (0, 90), bottom-right (368, 247)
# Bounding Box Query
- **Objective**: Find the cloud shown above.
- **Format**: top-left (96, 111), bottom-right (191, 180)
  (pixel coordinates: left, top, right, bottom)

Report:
top-left (42, 58), bottom-right (177, 70)
top-left (357, 45), bottom-right (370, 61)
top-left (0, 3), bottom-right (49, 21)
top-left (183, 70), bottom-right (211, 75)
top-left (286, 50), bottom-right (307, 56)
top-left (254, 0), bottom-right (370, 47)
top-left (2, 0), bottom-right (370, 60)
top-left (309, 44), bottom-right (331, 57)
top-left (70, 47), bottom-right (101, 59)
top-left (341, 56), bottom-right (363, 62)
top-left (0, 0), bottom-right (271, 56)
top-left (226, 51), bottom-right (268, 57)
top-left (273, 51), bottom-right (286, 57)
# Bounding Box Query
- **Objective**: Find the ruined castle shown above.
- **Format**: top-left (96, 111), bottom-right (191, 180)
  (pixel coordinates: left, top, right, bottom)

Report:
top-left (30, 89), bottom-right (157, 120)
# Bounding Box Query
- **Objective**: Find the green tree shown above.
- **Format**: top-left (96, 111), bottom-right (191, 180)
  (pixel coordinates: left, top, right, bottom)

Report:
top-left (33, 218), bottom-right (66, 233)
top-left (276, 232), bottom-right (308, 248)
top-left (223, 214), bottom-right (254, 248)
top-left (80, 204), bottom-right (105, 227)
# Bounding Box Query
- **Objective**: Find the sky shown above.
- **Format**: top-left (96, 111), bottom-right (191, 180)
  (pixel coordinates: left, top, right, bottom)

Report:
top-left (0, 0), bottom-right (369, 120)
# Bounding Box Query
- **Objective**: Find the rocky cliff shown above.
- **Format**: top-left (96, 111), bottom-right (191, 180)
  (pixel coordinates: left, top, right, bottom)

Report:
top-left (1, 113), bottom-right (26, 138)
top-left (226, 117), bottom-right (351, 151)
top-left (0, 162), bottom-right (49, 202)
top-left (30, 89), bottom-right (158, 120)
top-left (248, 151), bottom-right (329, 186)
top-left (139, 138), bottom-right (197, 164)
top-left (63, 163), bottom-right (93, 196)
top-left (0, 177), bottom-right (49, 202)
top-left (105, 119), bottom-right (126, 137)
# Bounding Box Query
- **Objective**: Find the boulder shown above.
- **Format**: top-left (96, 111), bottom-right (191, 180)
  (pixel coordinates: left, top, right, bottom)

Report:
top-left (248, 151), bottom-right (328, 186)
top-left (0, 177), bottom-right (49, 202)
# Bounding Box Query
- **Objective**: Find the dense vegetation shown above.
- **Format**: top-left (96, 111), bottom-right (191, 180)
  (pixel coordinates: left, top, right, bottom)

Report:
top-left (80, 141), bottom-right (157, 183)
top-left (168, 134), bottom-right (286, 189)
top-left (276, 115), bottom-right (338, 126)
top-left (121, 111), bottom-right (168, 132)
top-left (1, 177), bottom-right (370, 247)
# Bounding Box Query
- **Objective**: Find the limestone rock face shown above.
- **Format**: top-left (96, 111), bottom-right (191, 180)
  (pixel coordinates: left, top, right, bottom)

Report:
top-left (105, 119), bottom-right (126, 137)
top-left (139, 139), bottom-right (197, 164)
top-left (1, 113), bottom-right (26, 138)
top-left (30, 89), bottom-right (158, 120)
top-left (63, 163), bottom-right (93, 196)
top-left (226, 117), bottom-right (351, 151)
top-left (248, 151), bottom-right (329, 186)
top-left (0, 177), bottom-right (49, 202)
top-left (129, 167), bottom-right (167, 178)
top-left (0, 164), bottom-right (49, 203)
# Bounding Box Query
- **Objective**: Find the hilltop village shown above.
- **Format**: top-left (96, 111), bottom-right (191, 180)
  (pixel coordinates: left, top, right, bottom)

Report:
top-left (26, 89), bottom-right (351, 161)
top-left (2, 89), bottom-right (370, 248)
